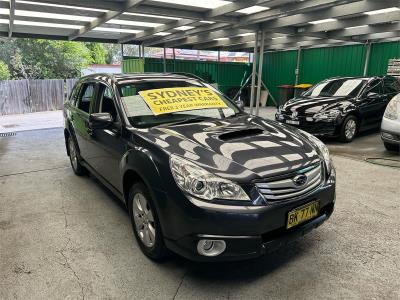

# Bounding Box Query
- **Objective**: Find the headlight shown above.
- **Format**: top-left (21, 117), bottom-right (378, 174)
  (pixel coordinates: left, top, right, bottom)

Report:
top-left (314, 109), bottom-right (340, 121)
top-left (170, 155), bottom-right (250, 202)
top-left (299, 130), bottom-right (332, 175)
top-left (384, 96), bottom-right (399, 120)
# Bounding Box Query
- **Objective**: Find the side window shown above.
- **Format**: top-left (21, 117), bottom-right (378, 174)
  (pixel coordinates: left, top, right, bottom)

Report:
top-left (69, 83), bottom-right (81, 105)
top-left (366, 80), bottom-right (383, 95)
top-left (383, 78), bottom-right (400, 94)
top-left (77, 83), bottom-right (96, 113)
top-left (98, 84), bottom-right (119, 122)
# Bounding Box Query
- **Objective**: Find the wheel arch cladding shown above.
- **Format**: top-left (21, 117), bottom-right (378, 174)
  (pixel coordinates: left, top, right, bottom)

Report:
top-left (121, 148), bottom-right (166, 207)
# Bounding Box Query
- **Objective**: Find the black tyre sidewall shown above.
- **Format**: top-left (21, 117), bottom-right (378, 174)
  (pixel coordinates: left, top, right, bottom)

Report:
top-left (68, 136), bottom-right (86, 176)
top-left (340, 115), bottom-right (358, 143)
top-left (128, 182), bottom-right (168, 261)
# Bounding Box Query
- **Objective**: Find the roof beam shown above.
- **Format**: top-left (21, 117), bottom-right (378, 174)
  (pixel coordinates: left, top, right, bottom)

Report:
top-left (119, 18), bottom-right (196, 44)
top-left (69, 0), bottom-right (146, 40)
top-left (8, 0), bottom-right (15, 38)
top-left (164, 29), bottom-right (252, 48)
top-left (327, 22), bottom-right (400, 40)
top-left (144, 0), bottom-right (354, 48)
top-left (298, 11), bottom-right (400, 34)
top-left (260, 0), bottom-right (394, 30)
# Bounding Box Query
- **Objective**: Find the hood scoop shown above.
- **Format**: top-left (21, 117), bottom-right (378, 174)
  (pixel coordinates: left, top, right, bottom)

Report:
top-left (218, 128), bottom-right (264, 141)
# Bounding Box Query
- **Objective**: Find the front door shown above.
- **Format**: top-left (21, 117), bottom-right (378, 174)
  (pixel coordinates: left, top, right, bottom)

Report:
top-left (358, 79), bottom-right (386, 128)
top-left (86, 83), bottom-right (126, 191)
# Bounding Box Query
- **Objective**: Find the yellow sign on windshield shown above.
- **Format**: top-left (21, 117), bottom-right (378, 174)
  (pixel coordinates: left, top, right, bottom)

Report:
top-left (139, 87), bottom-right (227, 115)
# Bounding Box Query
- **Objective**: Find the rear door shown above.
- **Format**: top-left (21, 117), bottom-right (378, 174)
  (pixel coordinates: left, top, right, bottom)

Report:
top-left (72, 81), bottom-right (97, 161)
top-left (85, 83), bottom-right (126, 191)
top-left (383, 77), bottom-right (400, 102)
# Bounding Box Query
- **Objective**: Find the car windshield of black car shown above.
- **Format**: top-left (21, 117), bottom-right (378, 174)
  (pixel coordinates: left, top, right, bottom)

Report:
top-left (117, 79), bottom-right (240, 128)
top-left (304, 79), bottom-right (368, 98)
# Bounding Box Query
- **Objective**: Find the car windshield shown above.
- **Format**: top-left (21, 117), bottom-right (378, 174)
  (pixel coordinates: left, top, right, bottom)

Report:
top-left (304, 78), bottom-right (368, 98)
top-left (117, 78), bottom-right (240, 128)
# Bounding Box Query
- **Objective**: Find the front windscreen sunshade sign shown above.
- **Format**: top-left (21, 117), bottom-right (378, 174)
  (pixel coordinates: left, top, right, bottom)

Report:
top-left (139, 87), bottom-right (227, 115)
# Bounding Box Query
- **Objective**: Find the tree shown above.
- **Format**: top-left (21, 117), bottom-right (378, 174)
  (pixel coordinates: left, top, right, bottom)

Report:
top-left (0, 60), bottom-right (10, 80)
top-left (86, 42), bottom-right (107, 64)
top-left (0, 38), bottom-right (93, 79)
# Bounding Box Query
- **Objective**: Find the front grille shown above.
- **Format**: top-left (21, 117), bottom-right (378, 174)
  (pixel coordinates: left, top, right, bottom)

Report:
top-left (255, 164), bottom-right (323, 201)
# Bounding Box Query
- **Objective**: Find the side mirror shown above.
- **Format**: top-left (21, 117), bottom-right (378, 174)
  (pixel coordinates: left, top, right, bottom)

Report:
top-left (89, 112), bottom-right (113, 129)
top-left (367, 92), bottom-right (380, 100)
top-left (234, 99), bottom-right (245, 110)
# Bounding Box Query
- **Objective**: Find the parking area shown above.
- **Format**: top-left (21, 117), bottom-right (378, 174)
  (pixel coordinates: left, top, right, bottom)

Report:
top-left (1, 117), bottom-right (399, 299)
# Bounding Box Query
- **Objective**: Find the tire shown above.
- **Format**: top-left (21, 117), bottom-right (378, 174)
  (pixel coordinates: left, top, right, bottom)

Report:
top-left (67, 136), bottom-right (87, 176)
top-left (339, 115), bottom-right (358, 143)
top-left (384, 142), bottom-right (400, 153)
top-left (128, 182), bottom-right (168, 261)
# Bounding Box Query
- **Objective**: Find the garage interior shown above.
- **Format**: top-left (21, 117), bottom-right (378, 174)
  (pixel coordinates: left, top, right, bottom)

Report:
top-left (0, 0), bottom-right (400, 299)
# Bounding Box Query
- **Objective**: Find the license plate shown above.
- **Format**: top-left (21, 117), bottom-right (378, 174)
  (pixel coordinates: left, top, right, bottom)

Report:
top-left (286, 120), bottom-right (299, 125)
top-left (287, 201), bottom-right (319, 229)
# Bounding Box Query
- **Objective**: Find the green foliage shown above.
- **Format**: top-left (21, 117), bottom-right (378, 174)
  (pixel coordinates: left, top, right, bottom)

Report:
top-left (0, 38), bottom-right (93, 79)
top-left (86, 42), bottom-right (107, 64)
top-left (0, 60), bottom-right (10, 80)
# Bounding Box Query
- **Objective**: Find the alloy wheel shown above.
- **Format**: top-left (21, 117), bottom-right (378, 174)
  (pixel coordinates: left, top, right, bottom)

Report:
top-left (345, 119), bottom-right (356, 140)
top-left (68, 138), bottom-right (78, 171)
top-left (132, 193), bottom-right (156, 248)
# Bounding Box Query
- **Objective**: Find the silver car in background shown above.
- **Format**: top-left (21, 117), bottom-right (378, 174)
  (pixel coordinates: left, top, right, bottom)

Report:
top-left (381, 93), bottom-right (400, 152)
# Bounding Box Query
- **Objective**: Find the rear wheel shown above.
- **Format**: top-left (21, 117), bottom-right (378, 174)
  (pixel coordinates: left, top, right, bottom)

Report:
top-left (339, 115), bottom-right (358, 143)
top-left (128, 182), bottom-right (168, 261)
top-left (384, 142), bottom-right (399, 153)
top-left (68, 137), bottom-right (86, 176)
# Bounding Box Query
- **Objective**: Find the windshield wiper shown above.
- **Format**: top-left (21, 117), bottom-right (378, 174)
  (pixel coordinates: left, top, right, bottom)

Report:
top-left (159, 116), bottom-right (210, 127)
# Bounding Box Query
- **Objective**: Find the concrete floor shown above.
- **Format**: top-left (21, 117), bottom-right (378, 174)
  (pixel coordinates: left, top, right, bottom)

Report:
top-left (0, 112), bottom-right (399, 299)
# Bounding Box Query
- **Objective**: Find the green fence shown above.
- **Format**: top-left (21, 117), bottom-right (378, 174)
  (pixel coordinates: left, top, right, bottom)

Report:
top-left (261, 40), bottom-right (400, 102)
top-left (122, 57), bottom-right (251, 94)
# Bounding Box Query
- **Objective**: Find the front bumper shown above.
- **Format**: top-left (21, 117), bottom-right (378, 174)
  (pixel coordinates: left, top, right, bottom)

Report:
top-left (381, 117), bottom-right (400, 144)
top-left (154, 169), bottom-right (336, 262)
top-left (275, 113), bottom-right (339, 137)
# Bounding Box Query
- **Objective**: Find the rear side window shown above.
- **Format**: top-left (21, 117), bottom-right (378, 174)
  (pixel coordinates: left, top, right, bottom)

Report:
top-left (69, 83), bottom-right (81, 105)
top-left (77, 83), bottom-right (96, 113)
top-left (383, 78), bottom-right (400, 94)
top-left (366, 79), bottom-right (383, 94)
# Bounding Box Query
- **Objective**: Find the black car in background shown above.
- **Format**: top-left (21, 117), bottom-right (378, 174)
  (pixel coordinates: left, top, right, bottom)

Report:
top-left (275, 76), bottom-right (400, 142)
top-left (64, 73), bottom-right (335, 261)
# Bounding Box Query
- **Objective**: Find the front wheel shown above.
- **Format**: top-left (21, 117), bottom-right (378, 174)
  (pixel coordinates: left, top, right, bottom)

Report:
top-left (67, 136), bottom-right (87, 176)
top-left (339, 115), bottom-right (358, 143)
top-left (384, 142), bottom-right (399, 153)
top-left (128, 183), bottom-right (168, 261)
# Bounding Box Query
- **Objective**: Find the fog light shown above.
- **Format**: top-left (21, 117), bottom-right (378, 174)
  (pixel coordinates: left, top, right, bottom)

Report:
top-left (197, 239), bottom-right (226, 257)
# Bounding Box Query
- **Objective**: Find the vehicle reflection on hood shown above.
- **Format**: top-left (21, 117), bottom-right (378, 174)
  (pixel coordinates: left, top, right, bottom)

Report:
top-left (136, 114), bottom-right (320, 182)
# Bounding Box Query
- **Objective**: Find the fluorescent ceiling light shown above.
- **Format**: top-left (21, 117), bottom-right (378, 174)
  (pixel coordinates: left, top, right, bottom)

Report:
top-left (365, 7), bottom-right (400, 15)
top-left (271, 36), bottom-right (286, 40)
top-left (107, 20), bottom-right (163, 27)
top-left (14, 20), bottom-right (82, 29)
top-left (93, 27), bottom-right (142, 34)
top-left (236, 6), bottom-right (269, 14)
top-left (345, 25), bottom-right (368, 30)
top-left (16, 0), bottom-right (106, 12)
top-left (152, 0), bottom-right (231, 9)
top-left (175, 25), bottom-right (195, 30)
top-left (154, 32), bottom-right (171, 36)
top-left (15, 10), bottom-right (96, 22)
top-left (200, 21), bottom-right (215, 24)
top-left (123, 12), bottom-right (180, 20)
top-left (214, 37), bottom-right (228, 41)
top-left (309, 18), bottom-right (336, 25)
top-left (238, 33), bottom-right (254, 37)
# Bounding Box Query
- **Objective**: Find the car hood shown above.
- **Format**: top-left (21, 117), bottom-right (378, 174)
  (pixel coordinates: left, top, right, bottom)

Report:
top-left (136, 115), bottom-right (321, 182)
top-left (282, 96), bottom-right (353, 115)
